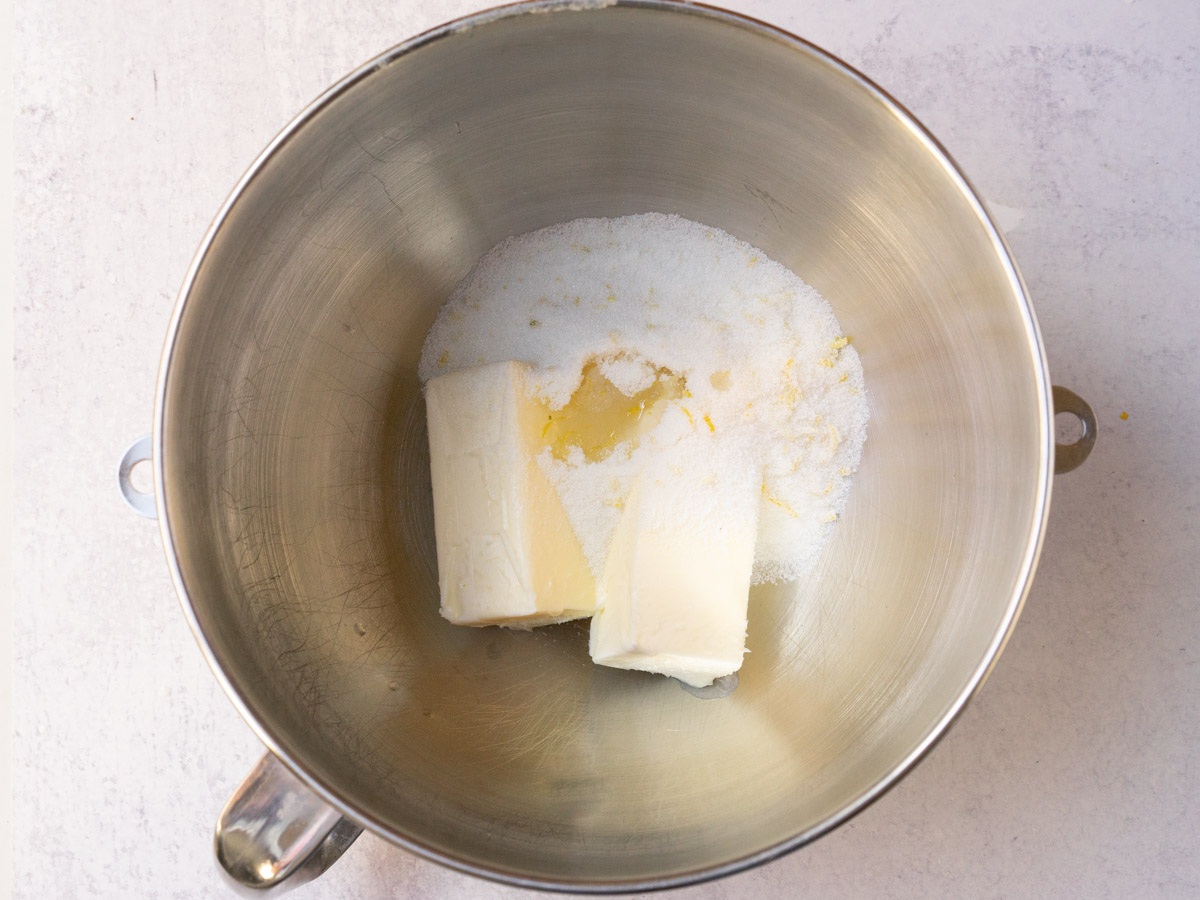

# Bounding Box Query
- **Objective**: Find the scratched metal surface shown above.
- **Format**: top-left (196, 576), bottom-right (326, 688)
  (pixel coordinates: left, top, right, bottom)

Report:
top-left (152, 3), bottom-right (1046, 886)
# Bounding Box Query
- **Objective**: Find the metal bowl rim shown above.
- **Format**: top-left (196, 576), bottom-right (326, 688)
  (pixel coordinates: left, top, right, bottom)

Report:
top-left (151, 0), bottom-right (1054, 891)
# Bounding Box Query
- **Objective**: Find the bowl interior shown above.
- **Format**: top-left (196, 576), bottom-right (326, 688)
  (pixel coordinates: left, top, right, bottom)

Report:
top-left (160, 3), bottom-right (1048, 887)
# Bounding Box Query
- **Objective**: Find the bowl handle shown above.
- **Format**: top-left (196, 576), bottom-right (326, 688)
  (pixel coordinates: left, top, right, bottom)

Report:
top-left (215, 753), bottom-right (362, 895)
top-left (117, 435), bottom-right (157, 518)
top-left (1052, 386), bottom-right (1097, 474)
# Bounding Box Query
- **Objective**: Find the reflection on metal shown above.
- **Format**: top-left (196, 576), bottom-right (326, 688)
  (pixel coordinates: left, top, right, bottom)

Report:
top-left (215, 754), bottom-right (361, 895)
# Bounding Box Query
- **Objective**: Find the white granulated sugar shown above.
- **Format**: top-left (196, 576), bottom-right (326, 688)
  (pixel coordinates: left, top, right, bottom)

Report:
top-left (597, 354), bottom-right (656, 395)
top-left (419, 213), bottom-right (869, 584)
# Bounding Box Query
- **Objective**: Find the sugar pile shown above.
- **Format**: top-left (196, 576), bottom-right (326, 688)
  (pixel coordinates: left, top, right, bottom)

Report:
top-left (418, 213), bottom-right (869, 584)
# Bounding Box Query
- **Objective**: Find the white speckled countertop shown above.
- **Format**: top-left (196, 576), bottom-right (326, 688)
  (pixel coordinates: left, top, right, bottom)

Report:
top-left (12, 0), bottom-right (1200, 897)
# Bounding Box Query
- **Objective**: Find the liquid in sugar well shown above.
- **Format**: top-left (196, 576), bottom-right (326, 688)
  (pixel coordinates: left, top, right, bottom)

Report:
top-left (541, 359), bottom-right (687, 464)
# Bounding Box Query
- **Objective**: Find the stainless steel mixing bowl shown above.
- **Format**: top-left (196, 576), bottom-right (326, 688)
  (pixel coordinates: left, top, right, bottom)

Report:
top-left (139, 0), bottom-right (1097, 892)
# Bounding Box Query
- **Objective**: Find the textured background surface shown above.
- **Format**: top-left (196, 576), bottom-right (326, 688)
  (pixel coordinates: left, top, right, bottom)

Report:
top-left (12, 0), bottom-right (1199, 897)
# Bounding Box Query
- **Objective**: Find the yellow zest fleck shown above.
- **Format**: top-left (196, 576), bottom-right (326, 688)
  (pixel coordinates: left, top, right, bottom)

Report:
top-left (1120, 411), bottom-right (1129, 420)
top-left (680, 406), bottom-right (694, 426)
top-left (837, 466), bottom-right (851, 476)
top-left (831, 335), bottom-right (852, 350)
top-left (704, 414), bottom-right (715, 433)
top-left (573, 296), bottom-right (581, 305)
top-left (437, 350), bottom-right (449, 368)
top-left (501, 284), bottom-right (508, 291)
top-left (762, 483), bottom-right (799, 518)
top-left (747, 255), bottom-right (759, 266)
top-left (819, 358), bottom-right (835, 368)
top-left (823, 482), bottom-right (834, 495)
top-left (542, 415), bottom-right (556, 438)
top-left (839, 373), bottom-right (848, 382)
top-left (570, 243), bottom-right (591, 253)
top-left (606, 294), bottom-right (616, 303)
